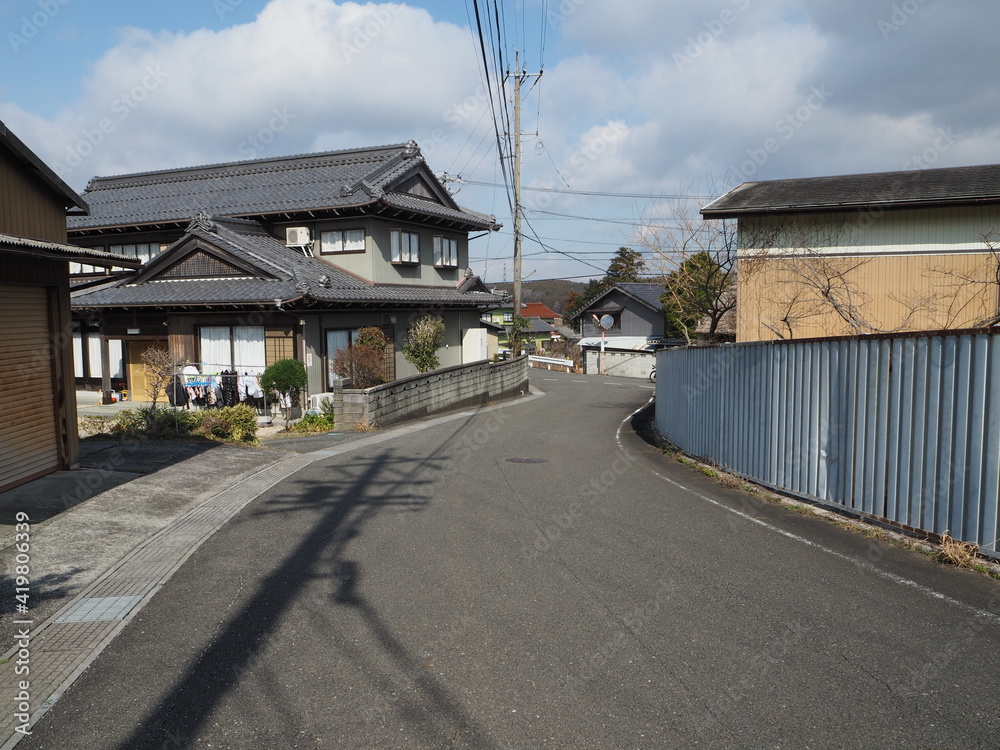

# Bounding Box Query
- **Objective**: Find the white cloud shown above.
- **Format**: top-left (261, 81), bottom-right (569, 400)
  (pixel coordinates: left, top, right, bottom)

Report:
top-left (2, 0), bottom-right (489, 188)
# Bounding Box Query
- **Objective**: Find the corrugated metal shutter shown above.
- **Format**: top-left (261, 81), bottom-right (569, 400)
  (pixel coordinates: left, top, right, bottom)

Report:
top-left (0, 285), bottom-right (59, 491)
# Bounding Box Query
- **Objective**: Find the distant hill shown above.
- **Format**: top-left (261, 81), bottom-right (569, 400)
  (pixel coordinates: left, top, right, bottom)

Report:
top-left (488, 279), bottom-right (587, 314)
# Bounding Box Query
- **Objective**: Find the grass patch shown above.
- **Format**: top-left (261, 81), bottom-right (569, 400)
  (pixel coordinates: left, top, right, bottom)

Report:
top-left (938, 530), bottom-right (980, 569)
top-left (287, 412), bottom-right (338, 434)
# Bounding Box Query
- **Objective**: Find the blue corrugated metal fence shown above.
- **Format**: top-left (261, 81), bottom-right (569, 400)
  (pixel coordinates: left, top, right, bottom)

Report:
top-left (655, 331), bottom-right (1000, 558)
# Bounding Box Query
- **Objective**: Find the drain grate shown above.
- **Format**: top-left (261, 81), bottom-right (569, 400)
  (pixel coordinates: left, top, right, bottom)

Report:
top-left (54, 595), bottom-right (144, 623)
top-left (505, 458), bottom-right (549, 464)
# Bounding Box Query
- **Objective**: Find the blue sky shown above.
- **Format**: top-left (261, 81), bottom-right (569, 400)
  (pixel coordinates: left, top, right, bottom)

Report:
top-left (3, 0), bottom-right (1000, 283)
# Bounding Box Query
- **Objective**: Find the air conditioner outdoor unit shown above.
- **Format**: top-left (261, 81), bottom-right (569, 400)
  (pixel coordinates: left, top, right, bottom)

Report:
top-left (285, 227), bottom-right (311, 246)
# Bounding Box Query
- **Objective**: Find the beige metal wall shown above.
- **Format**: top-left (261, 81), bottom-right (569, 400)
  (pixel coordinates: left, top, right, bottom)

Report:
top-left (735, 206), bottom-right (1000, 341)
top-left (737, 253), bottom-right (998, 341)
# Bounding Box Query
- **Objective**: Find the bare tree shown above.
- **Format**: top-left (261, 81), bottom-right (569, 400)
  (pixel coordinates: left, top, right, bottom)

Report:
top-left (140, 346), bottom-right (178, 408)
top-left (920, 229), bottom-right (1000, 328)
top-left (636, 198), bottom-right (737, 345)
top-left (738, 217), bottom-right (932, 339)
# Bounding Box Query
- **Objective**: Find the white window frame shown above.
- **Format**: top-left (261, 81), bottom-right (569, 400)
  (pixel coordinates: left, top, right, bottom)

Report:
top-left (391, 229), bottom-right (420, 264)
top-left (433, 236), bottom-right (459, 267)
top-left (320, 228), bottom-right (366, 254)
top-left (503, 312), bottom-right (514, 323)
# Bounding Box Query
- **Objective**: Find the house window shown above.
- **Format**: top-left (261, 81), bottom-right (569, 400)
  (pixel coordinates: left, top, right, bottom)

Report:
top-left (326, 329), bottom-right (360, 388)
top-left (265, 329), bottom-right (295, 365)
top-left (320, 229), bottom-right (365, 254)
top-left (503, 312), bottom-right (514, 323)
top-left (391, 229), bottom-right (420, 264)
top-left (433, 236), bottom-right (458, 267)
top-left (199, 326), bottom-right (266, 374)
top-left (111, 242), bottom-right (167, 264)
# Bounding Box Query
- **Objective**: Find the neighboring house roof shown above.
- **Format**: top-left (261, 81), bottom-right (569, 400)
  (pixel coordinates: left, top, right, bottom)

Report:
top-left (481, 320), bottom-right (506, 333)
top-left (521, 317), bottom-right (556, 334)
top-left (519, 302), bottom-right (559, 319)
top-left (553, 324), bottom-right (580, 341)
top-left (71, 214), bottom-right (498, 309)
top-left (1, 233), bottom-right (139, 269)
top-left (1, 119), bottom-right (89, 213)
top-left (568, 282), bottom-right (665, 320)
top-left (68, 142), bottom-right (499, 233)
top-left (701, 163), bottom-right (1000, 218)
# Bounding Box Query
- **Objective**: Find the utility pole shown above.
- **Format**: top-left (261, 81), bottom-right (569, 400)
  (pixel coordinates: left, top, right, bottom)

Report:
top-left (506, 51), bottom-right (541, 354)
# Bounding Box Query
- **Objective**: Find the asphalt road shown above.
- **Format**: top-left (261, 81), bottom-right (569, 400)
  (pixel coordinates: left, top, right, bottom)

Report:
top-left (18, 372), bottom-right (1000, 749)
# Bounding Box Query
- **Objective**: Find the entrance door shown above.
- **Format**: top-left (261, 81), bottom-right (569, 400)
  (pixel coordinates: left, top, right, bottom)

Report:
top-left (127, 342), bottom-right (167, 402)
top-left (0, 285), bottom-right (59, 491)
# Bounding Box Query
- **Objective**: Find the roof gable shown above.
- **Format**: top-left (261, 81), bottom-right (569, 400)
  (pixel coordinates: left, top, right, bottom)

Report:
top-left (130, 228), bottom-right (282, 286)
top-left (158, 249), bottom-right (257, 280)
top-left (571, 283), bottom-right (665, 319)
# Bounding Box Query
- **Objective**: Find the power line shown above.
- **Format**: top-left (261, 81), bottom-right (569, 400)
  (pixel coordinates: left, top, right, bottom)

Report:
top-left (455, 179), bottom-right (715, 200)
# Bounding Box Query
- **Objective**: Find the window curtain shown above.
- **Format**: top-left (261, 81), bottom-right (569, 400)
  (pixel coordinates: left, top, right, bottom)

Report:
top-left (73, 333), bottom-right (85, 378)
top-left (233, 326), bottom-right (266, 374)
top-left (200, 327), bottom-right (232, 374)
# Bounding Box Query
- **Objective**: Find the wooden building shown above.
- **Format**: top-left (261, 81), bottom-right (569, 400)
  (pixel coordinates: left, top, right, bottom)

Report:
top-left (0, 121), bottom-right (137, 492)
top-left (702, 164), bottom-right (1000, 342)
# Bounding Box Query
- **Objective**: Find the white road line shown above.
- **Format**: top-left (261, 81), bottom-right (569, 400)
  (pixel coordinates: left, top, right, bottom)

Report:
top-left (615, 404), bottom-right (1000, 626)
top-left (572, 380), bottom-right (588, 383)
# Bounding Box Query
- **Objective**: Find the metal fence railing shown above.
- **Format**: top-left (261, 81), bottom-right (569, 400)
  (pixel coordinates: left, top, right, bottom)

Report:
top-left (655, 330), bottom-right (1000, 559)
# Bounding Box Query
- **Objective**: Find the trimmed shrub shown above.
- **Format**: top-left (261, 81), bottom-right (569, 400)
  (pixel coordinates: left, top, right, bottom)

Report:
top-left (402, 315), bottom-right (445, 373)
top-left (192, 404), bottom-right (258, 443)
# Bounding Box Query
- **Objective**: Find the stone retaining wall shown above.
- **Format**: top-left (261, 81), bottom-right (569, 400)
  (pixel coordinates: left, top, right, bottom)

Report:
top-left (326, 356), bottom-right (529, 429)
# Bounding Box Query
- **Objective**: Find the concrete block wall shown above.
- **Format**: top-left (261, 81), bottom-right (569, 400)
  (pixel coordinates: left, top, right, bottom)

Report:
top-left (584, 350), bottom-right (655, 379)
top-left (337, 356), bottom-right (529, 429)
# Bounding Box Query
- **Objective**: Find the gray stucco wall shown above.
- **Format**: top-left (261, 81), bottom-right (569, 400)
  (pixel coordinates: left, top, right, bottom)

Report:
top-left (584, 349), bottom-right (655, 379)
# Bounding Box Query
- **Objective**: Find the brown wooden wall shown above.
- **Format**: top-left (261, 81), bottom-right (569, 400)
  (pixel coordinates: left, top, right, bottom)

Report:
top-left (737, 252), bottom-right (999, 341)
top-left (0, 147), bottom-right (69, 242)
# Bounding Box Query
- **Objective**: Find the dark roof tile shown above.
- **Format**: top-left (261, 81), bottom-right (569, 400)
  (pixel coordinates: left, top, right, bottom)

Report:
top-left (702, 163), bottom-right (1000, 217)
top-left (68, 143), bottom-right (498, 231)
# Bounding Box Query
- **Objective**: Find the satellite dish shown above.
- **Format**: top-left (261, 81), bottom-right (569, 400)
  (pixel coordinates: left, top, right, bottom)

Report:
top-left (599, 314), bottom-right (615, 330)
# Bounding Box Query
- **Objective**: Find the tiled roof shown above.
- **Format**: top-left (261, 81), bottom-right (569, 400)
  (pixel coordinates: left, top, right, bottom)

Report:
top-left (701, 163), bottom-right (1000, 217)
top-left (614, 283), bottom-right (666, 309)
top-left (68, 142), bottom-right (498, 231)
top-left (71, 215), bottom-right (499, 309)
top-left (519, 302), bottom-right (559, 319)
top-left (565, 283), bottom-right (665, 321)
top-left (523, 317), bottom-right (555, 334)
top-left (1, 233), bottom-right (138, 268)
